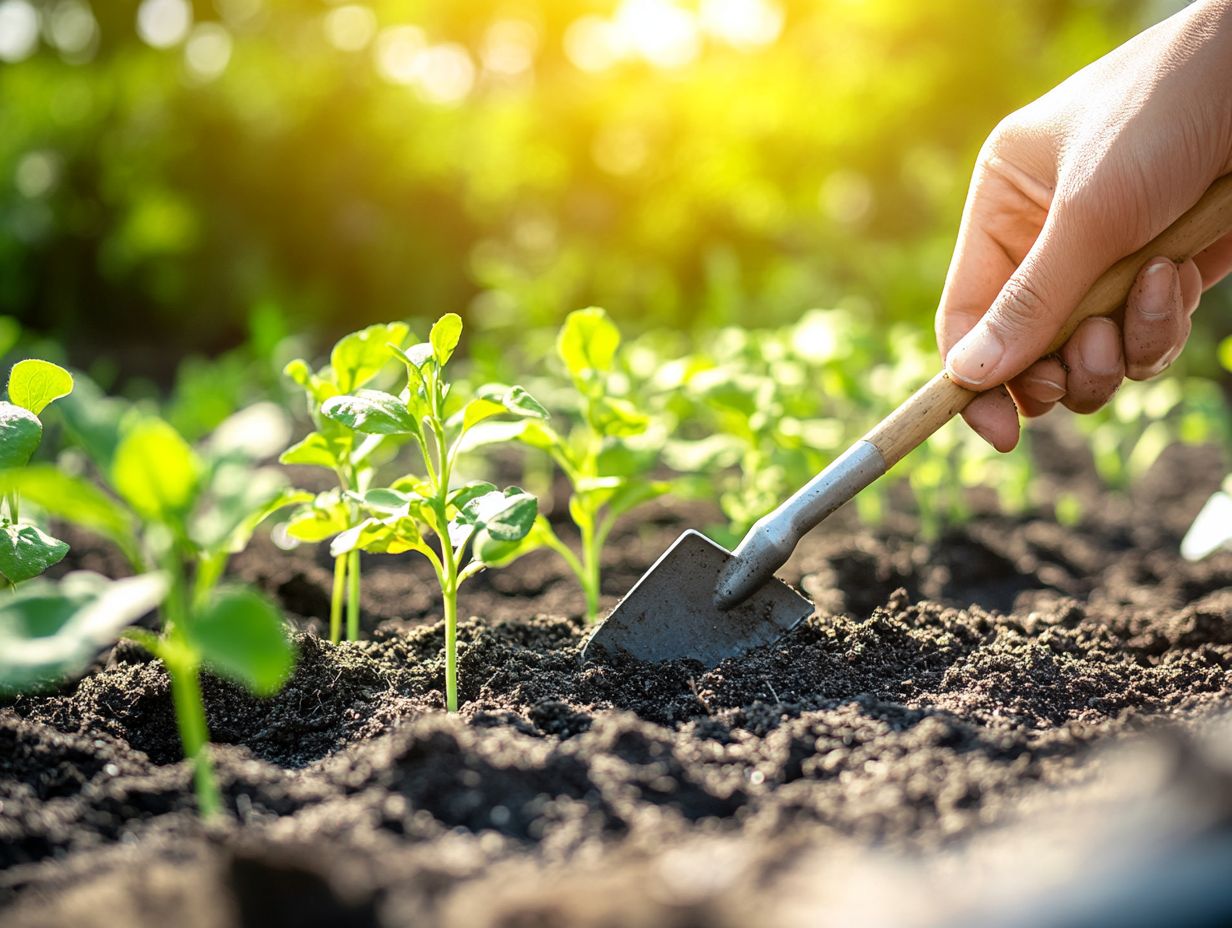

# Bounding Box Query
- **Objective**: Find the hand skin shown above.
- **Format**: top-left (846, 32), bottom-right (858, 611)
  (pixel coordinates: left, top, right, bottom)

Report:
top-left (936, 0), bottom-right (1232, 452)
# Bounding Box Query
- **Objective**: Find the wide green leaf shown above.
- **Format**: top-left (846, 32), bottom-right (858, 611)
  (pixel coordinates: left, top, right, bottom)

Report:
top-left (110, 418), bottom-right (201, 524)
top-left (472, 515), bottom-right (553, 568)
top-left (321, 390), bottom-right (418, 435)
top-left (284, 492), bottom-right (351, 543)
top-left (279, 431), bottom-right (340, 469)
top-left (0, 523), bottom-right (69, 584)
top-left (429, 313), bottom-right (463, 366)
top-left (590, 396), bottom-right (649, 437)
top-left (557, 307), bottom-right (620, 379)
top-left (459, 397), bottom-right (508, 431)
top-left (8, 360), bottom-right (74, 416)
top-left (330, 322), bottom-right (411, 393)
top-left (330, 516), bottom-right (422, 557)
top-left (0, 571), bottom-right (168, 694)
top-left (0, 402), bottom-right (42, 469)
top-left (188, 586), bottom-right (294, 696)
top-left (455, 487), bottom-right (537, 560)
top-left (448, 481), bottom-right (496, 510)
top-left (0, 465), bottom-right (141, 565)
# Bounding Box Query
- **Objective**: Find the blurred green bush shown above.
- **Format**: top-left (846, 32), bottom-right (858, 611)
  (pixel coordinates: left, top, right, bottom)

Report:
top-left (6, 0), bottom-right (1205, 368)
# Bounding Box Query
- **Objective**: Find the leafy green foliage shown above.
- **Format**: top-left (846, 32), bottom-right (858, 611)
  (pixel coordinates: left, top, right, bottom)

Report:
top-left (280, 321), bottom-right (411, 643)
top-left (480, 307), bottom-right (668, 622)
top-left (0, 360), bottom-right (75, 585)
top-left (8, 360), bottom-right (74, 417)
top-left (321, 313), bottom-right (545, 710)
top-left (4, 392), bottom-right (304, 817)
top-left (0, 572), bottom-right (169, 696)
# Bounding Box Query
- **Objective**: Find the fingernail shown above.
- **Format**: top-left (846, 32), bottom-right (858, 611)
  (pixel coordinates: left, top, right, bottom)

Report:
top-left (1136, 259), bottom-right (1177, 319)
top-left (946, 328), bottom-right (1004, 387)
top-left (1078, 318), bottom-right (1122, 374)
top-left (1022, 375), bottom-right (1066, 403)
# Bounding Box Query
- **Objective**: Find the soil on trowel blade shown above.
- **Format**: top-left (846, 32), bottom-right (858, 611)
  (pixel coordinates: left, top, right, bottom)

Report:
top-left (1, 442), bottom-right (1230, 928)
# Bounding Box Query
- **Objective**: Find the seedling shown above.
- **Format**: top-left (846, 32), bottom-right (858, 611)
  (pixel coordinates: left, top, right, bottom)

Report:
top-left (0, 360), bottom-right (75, 586)
top-left (321, 313), bottom-right (545, 710)
top-left (281, 322), bottom-right (411, 642)
top-left (3, 400), bottom-right (304, 816)
top-left (482, 308), bottom-right (669, 622)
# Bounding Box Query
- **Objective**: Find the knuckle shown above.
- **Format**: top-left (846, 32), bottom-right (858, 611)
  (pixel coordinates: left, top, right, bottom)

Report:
top-left (987, 277), bottom-right (1053, 338)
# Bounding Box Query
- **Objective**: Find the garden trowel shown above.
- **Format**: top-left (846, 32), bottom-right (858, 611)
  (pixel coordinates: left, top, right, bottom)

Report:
top-left (583, 173), bottom-right (1232, 666)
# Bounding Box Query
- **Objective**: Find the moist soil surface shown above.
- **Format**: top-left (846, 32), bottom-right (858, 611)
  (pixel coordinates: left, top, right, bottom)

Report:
top-left (1, 443), bottom-right (1231, 927)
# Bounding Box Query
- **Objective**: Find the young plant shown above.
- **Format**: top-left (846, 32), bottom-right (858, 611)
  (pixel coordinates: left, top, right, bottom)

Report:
top-left (4, 400), bottom-right (303, 816)
top-left (321, 313), bottom-right (545, 711)
top-left (280, 322), bottom-right (411, 642)
top-left (0, 360), bottom-right (75, 585)
top-left (482, 308), bottom-right (669, 622)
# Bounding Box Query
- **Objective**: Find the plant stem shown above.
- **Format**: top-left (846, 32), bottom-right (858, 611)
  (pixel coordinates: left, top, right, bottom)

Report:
top-left (168, 662), bottom-right (220, 818)
top-left (580, 520), bottom-right (600, 623)
top-left (329, 554), bottom-right (346, 644)
top-left (346, 549), bottom-right (361, 641)
top-left (443, 583), bottom-right (458, 712)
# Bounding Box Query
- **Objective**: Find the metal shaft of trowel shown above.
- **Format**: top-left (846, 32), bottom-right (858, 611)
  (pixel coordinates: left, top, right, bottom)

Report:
top-left (714, 440), bottom-right (886, 609)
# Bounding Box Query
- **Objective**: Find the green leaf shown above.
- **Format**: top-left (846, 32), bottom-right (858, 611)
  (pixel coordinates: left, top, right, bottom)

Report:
top-left (502, 385), bottom-right (550, 419)
top-left (330, 516), bottom-right (422, 557)
top-left (110, 418), bottom-right (201, 524)
top-left (429, 313), bottom-right (463, 366)
top-left (448, 481), bottom-right (496, 510)
top-left (471, 515), bottom-right (554, 568)
top-left (591, 396), bottom-right (648, 437)
top-left (0, 523), bottom-right (69, 583)
top-left (285, 492), bottom-right (351, 543)
top-left (188, 587), bottom-right (294, 696)
top-left (459, 397), bottom-right (509, 431)
top-left (0, 466), bottom-right (140, 565)
top-left (279, 431), bottom-right (340, 469)
top-left (0, 572), bottom-right (168, 695)
top-left (455, 487), bottom-right (538, 561)
top-left (1219, 335), bottom-right (1232, 374)
top-left (0, 402), bottom-right (42, 469)
top-left (321, 390), bottom-right (418, 435)
top-left (557, 307), bottom-right (620, 379)
top-left (330, 322), bottom-right (412, 393)
top-left (360, 487), bottom-right (413, 514)
top-left (7, 360), bottom-right (73, 416)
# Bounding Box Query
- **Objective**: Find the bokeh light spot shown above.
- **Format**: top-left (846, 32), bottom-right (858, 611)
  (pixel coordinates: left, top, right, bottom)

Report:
top-left (324, 5), bottom-right (377, 53)
top-left (481, 19), bottom-right (537, 76)
top-left (613, 0), bottom-right (699, 69)
top-left (0, 0), bottom-right (40, 62)
top-left (699, 0), bottom-right (783, 49)
top-left (15, 151), bottom-right (60, 199)
top-left (47, 0), bottom-right (98, 59)
top-left (563, 16), bottom-right (622, 73)
top-left (185, 23), bottom-right (232, 81)
top-left (374, 25), bottom-right (426, 85)
top-left (413, 44), bottom-right (475, 106)
top-left (137, 0), bottom-right (192, 49)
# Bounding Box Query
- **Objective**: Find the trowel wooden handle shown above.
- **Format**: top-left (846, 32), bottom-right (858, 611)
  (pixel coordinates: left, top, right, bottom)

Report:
top-left (864, 173), bottom-right (1232, 468)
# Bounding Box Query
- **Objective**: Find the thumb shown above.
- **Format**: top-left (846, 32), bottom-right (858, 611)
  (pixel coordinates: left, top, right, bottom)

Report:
top-left (945, 211), bottom-right (1108, 389)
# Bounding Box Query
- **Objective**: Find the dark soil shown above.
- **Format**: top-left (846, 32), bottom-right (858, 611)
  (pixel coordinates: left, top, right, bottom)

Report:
top-left (1, 442), bottom-right (1231, 927)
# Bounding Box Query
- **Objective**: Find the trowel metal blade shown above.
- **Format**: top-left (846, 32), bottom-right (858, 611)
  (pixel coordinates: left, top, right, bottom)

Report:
top-left (581, 529), bottom-right (813, 666)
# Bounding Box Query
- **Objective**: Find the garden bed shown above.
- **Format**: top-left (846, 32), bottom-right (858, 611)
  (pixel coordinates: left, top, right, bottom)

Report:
top-left (1, 443), bottom-right (1230, 928)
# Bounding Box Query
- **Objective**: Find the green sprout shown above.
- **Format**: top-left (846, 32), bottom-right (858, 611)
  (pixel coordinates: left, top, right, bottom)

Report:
top-left (0, 360), bottom-right (75, 586)
top-left (280, 322), bottom-right (411, 642)
top-left (489, 308), bottom-right (669, 622)
top-left (3, 400), bottom-right (304, 817)
top-left (320, 313), bottom-right (545, 711)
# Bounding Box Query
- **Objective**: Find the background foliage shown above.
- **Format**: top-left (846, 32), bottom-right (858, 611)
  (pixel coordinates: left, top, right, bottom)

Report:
top-left (6, 0), bottom-right (1217, 355)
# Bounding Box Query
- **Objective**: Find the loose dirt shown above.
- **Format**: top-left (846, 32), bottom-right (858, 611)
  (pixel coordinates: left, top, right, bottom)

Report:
top-left (1, 443), bottom-right (1229, 927)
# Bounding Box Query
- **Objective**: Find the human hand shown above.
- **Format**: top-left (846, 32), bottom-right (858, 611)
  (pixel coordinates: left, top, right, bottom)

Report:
top-left (936, 0), bottom-right (1232, 451)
